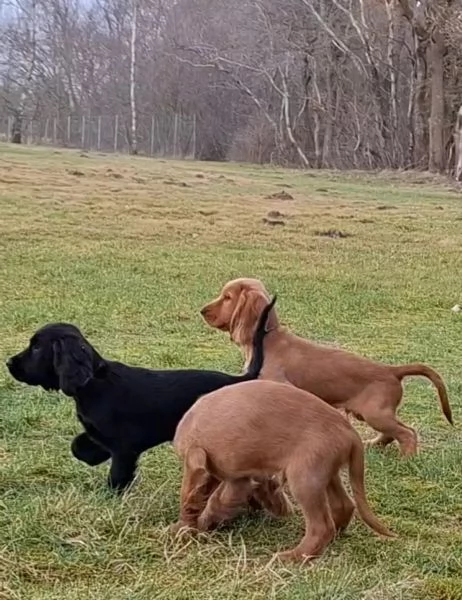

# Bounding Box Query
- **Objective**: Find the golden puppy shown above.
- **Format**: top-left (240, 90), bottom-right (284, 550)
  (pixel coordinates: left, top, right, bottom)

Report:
top-left (172, 379), bottom-right (394, 563)
top-left (200, 278), bottom-right (452, 456)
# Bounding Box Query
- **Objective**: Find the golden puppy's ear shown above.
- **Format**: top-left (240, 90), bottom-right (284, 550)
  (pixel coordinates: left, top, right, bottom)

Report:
top-left (230, 289), bottom-right (269, 346)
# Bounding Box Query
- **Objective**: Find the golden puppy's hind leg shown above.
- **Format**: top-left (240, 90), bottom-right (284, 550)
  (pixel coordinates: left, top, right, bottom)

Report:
top-left (171, 447), bottom-right (214, 534)
top-left (277, 458), bottom-right (336, 563)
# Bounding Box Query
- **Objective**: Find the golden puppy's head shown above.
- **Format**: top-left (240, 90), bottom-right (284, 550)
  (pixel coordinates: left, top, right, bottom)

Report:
top-left (200, 278), bottom-right (278, 346)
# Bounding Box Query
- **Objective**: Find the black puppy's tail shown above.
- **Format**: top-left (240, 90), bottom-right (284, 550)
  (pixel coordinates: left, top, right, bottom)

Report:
top-left (239, 295), bottom-right (277, 381)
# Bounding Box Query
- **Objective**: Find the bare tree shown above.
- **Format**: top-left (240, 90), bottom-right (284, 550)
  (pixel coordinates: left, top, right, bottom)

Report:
top-left (129, 0), bottom-right (137, 154)
top-left (1, 0), bottom-right (461, 174)
top-left (1, 0), bottom-right (39, 142)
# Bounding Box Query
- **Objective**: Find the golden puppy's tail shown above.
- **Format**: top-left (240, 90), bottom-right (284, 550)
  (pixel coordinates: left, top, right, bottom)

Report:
top-left (348, 438), bottom-right (396, 538)
top-left (391, 363), bottom-right (453, 425)
top-left (240, 295), bottom-right (277, 381)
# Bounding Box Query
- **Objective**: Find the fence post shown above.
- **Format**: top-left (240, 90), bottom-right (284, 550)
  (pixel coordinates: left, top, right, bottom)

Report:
top-left (67, 116), bottom-right (71, 145)
top-left (192, 113), bottom-right (196, 159)
top-left (7, 116), bottom-right (12, 141)
top-left (81, 115), bottom-right (85, 148)
top-left (53, 118), bottom-right (57, 145)
top-left (97, 116), bottom-right (102, 151)
top-left (44, 118), bottom-right (49, 142)
top-left (149, 115), bottom-right (154, 156)
top-left (114, 115), bottom-right (119, 152)
top-left (28, 119), bottom-right (33, 144)
top-left (173, 113), bottom-right (178, 158)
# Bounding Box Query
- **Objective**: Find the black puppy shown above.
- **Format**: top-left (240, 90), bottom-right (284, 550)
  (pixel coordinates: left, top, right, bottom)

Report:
top-left (6, 297), bottom-right (276, 492)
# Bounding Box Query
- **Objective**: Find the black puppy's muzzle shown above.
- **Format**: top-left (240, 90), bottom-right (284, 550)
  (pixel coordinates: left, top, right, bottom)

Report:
top-left (6, 354), bottom-right (26, 382)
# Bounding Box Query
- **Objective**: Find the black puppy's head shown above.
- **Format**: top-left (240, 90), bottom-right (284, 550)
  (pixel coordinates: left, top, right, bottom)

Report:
top-left (6, 323), bottom-right (105, 397)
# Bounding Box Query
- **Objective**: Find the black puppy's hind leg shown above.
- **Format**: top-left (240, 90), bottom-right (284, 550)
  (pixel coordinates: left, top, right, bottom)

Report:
top-left (108, 452), bottom-right (139, 493)
top-left (71, 432), bottom-right (111, 466)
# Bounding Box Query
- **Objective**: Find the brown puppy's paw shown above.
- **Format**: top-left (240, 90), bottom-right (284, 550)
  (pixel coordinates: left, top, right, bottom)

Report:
top-left (275, 549), bottom-right (315, 564)
top-left (169, 521), bottom-right (198, 537)
top-left (399, 447), bottom-right (418, 458)
top-left (196, 513), bottom-right (219, 532)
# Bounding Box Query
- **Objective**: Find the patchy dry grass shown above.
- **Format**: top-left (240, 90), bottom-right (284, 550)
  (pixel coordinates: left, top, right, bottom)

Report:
top-left (1, 144), bottom-right (462, 599)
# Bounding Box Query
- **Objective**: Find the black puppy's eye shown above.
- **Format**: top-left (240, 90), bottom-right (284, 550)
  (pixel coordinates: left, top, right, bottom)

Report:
top-left (31, 346), bottom-right (40, 353)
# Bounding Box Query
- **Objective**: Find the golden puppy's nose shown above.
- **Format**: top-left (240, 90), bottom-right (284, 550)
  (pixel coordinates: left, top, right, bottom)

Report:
top-left (200, 306), bottom-right (208, 316)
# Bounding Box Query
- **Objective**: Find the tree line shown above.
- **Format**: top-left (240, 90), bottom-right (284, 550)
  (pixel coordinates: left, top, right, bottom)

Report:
top-left (1, 0), bottom-right (461, 177)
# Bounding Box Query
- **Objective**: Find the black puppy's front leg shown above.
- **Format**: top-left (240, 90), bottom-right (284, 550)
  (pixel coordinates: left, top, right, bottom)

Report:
top-left (71, 432), bottom-right (111, 466)
top-left (108, 452), bottom-right (139, 493)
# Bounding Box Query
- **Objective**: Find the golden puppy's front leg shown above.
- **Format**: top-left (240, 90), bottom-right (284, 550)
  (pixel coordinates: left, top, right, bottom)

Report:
top-left (250, 477), bottom-right (293, 518)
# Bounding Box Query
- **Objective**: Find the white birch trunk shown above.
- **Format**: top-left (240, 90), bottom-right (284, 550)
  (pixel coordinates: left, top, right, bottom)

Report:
top-left (130, 0), bottom-right (138, 155)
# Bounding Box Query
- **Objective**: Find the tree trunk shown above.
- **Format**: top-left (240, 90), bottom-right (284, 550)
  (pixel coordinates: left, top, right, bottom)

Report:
top-left (397, 0), bottom-right (430, 168)
top-left (429, 30), bottom-right (445, 172)
top-left (414, 40), bottom-right (429, 167)
top-left (11, 114), bottom-right (22, 144)
top-left (129, 0), bottom-right (138, 155)
top-left (455, 105), bottom-right (462, 181)
top-left (385, 0), bottom-right (398, 165)
top-left (280, 64), bottom-right (310, 167)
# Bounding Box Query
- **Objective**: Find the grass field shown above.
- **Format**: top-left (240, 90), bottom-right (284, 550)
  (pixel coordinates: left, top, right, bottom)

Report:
top-left (1, 144), bottom-right (462, 600)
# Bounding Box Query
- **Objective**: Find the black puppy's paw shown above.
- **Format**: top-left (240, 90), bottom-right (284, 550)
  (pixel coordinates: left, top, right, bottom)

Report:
top-left (107, 453), bottom-right (139, 494)
top-left (71, 433), bottom-right (111, 466)
top-left (106, 475), bottom-right (136, 495)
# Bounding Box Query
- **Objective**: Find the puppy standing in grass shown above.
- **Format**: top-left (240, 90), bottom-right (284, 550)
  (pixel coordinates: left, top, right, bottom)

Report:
top-left (172, 379), bottom-right (395, 563)
top-left (6, 297), bottom-right (284, 499)
top-left (201, 278), bottom-right (453, 456)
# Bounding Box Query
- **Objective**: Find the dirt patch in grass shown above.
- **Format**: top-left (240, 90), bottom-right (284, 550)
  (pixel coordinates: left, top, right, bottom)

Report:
top-left (265, 190), bottom-right (294, 200)
top-left (315, 228), bottom-right (353, 239)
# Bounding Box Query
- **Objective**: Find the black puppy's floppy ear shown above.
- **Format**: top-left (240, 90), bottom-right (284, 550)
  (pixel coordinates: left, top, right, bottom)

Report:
top-left (52, 337), bottom-right (94, 396)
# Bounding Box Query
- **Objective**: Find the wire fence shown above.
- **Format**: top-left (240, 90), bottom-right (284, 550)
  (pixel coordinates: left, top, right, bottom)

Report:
top-left (0, 113), bottom-right (197, 158)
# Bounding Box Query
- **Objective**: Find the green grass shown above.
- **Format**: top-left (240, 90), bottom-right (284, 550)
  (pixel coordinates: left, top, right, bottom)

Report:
top-left (1, 143), bottom-right (462, 599)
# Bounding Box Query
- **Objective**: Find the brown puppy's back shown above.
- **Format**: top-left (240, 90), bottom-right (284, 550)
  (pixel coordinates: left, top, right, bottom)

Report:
top-left (264, 332), bottom-right (386, 401)
top-left (174, 379), bottom-right (356, 478)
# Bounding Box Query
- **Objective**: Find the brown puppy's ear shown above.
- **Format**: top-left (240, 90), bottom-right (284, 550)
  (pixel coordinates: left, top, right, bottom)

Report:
top-left (230, 289), bottom-right (269, 346)
top-left (52, 338), bottom-right (94, 397)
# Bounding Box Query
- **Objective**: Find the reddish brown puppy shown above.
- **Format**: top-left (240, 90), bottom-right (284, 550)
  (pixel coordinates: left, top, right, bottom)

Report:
top-left (201, 278), bottom-right (452, 456)
top-left (172, 379), bottom-right (395, 563)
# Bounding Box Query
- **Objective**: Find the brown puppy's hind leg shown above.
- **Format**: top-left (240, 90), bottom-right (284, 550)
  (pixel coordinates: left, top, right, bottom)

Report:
top-left (350, 383), bottom-right (418, 457)
top-left (327, 474), bottom-right (355, 534)
top-left (276, 458), bottom-right (336, 563)
top-left (365, 411), bottom-right (417, 457)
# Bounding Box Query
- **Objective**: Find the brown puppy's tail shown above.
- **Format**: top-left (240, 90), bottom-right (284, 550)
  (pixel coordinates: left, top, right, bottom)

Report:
top-left (391, 363), bottom-right (452, 425)
top-left (348, 438), bottom-right (396, 538)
